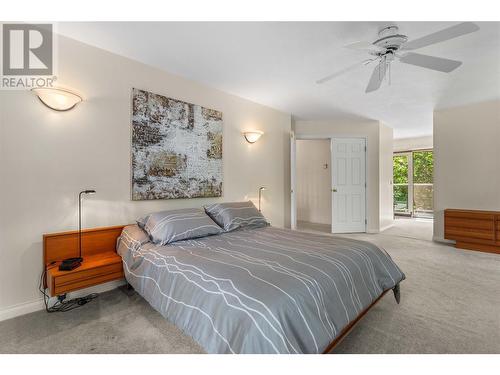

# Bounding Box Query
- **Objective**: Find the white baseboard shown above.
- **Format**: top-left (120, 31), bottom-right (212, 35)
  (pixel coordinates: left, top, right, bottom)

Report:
top-left (432, 236), bottom-right (455, 244)
top-left (0, 299), bottom-right (45, 322)
top-left (0, 279), bottom-right (126, 322)
top-left (379, 223), bottom-right (395, 232)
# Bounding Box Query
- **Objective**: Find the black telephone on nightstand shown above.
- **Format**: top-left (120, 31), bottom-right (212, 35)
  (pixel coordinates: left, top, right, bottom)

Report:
top-left (59, 257), bottom-right (82, 271)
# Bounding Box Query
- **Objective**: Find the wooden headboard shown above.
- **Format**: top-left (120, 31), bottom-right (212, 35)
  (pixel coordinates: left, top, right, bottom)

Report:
top-left (43, 225), bottom-right (126, 266)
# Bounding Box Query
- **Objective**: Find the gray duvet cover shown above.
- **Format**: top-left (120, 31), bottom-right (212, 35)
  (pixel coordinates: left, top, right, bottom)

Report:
top-left (117, 225), bottom-right (404, 354)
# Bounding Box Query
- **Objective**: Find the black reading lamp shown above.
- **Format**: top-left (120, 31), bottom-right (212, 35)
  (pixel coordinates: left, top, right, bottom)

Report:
top-left (59, 189), bottom-right (96, 271)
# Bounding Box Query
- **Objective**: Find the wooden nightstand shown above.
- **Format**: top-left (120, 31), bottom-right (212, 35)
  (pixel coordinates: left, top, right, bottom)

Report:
top-left (46, 253), bottom-right (123, 297)
top-left (43, 225), bottom-right (126, 297)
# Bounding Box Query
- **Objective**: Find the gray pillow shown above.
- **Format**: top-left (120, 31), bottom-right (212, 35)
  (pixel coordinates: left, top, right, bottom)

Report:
top-left (137, 208), bottom-right (222, 245)
top-left (117, 224), bottom-right (151, 256)
top-left (204, 201), bottom-right (269, 232)
top-left (121, 224), bottom-right (150, 245)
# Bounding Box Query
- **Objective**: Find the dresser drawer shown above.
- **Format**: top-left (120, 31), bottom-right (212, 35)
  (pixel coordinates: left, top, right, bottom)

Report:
top-left (54, 270), bottom-right (124, 295)
top-left (496, 216), bottom-right (500, 245)
top-left (55, 262), bottom-right (122, 286)
top-left (444, 209), bottom-right (500, 254)
top-left (46, 253), bottom-right (124, 296)
top-left (445, 227), bottom-right (495, 241)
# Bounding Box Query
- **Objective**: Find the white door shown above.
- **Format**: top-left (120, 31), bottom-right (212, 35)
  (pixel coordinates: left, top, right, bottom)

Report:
top-left (331, 138), bottom-right (366, 233)
top-left (290, 131), bottom-right (297, 230)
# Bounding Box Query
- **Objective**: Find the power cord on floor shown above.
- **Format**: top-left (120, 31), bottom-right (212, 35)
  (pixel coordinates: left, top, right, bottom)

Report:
top-left (39, 263), bottom-right (98, 313)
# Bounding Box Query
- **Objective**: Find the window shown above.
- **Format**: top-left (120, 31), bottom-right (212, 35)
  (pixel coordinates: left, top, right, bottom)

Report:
top-left (393, 154), bottom-right (410, 215)
top-left (412, 151), bottom-right (433, 218)
top-left (393, 150), bottom-right (433, 218)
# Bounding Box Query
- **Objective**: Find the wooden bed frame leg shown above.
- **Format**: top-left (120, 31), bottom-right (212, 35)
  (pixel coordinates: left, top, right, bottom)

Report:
top-left (119, 281), bottom-right (135, 297)
top-left (393, 283), bottom-right (401, 304)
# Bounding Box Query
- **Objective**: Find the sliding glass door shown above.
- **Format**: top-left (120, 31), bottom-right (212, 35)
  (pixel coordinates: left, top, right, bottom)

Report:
top-left (393, 153), bottom-right (411, 215)
top-left (412, 151), bottom-right (433, 218)
top-left (393, 150), bottom-right (433, 218)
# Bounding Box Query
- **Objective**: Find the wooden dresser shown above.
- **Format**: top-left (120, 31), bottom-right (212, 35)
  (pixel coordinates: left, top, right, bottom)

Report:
top-left (43, 225), bottom-right (126, 296)
top-left (444, 209), bottom-right (500, 254)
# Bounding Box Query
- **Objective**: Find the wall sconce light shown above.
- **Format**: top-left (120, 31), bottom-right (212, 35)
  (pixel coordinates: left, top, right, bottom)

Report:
top-left (243, 131), bottom-right (264, 144)
top-left (32, 87), bottom-right (83, 111)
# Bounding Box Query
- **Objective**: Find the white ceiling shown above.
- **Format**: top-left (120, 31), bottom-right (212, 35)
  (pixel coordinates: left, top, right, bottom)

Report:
top-left (57, 22), bottom-right (500, 139)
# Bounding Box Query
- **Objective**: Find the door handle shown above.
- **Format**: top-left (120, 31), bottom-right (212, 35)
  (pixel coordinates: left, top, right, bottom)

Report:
top-left (331, 188), bottom-right (337, 192)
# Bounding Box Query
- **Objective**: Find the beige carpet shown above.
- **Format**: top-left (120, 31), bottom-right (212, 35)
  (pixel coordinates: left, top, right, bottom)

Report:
top-left (1, 225), bottom-right (499, 354)
top-left (297, 220), bottom-right (331, 234)
top-left (382, 217), bottom-right (434, 241)
top-left (334, 232), bottom-right (499, 353)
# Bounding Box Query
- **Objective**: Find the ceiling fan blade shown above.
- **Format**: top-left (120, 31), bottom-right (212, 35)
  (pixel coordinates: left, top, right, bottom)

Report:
top-left (316, 61), bottom-right (369, 84)
top-left (399, 52), bottom-right (462, 73)
top-left (344, 41), bottom-right (385, 53)
top-left (365, 61), bottom-right (386, 93)
top-left (402, 22), bottom-right (479, 51)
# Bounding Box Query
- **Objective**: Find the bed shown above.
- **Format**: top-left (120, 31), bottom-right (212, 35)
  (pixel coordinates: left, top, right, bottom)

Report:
top-left (117, 224), bottom-right (405, 354)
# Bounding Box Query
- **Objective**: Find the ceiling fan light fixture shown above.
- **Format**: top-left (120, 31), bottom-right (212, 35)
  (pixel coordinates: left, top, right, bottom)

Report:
top-left (373, 26), bottom-right (408, 50)
top-left (316, 22), bottom-right (479, 93)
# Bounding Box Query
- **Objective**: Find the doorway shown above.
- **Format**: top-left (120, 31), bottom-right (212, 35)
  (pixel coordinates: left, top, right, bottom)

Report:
top-left (393, 149), bottom-right (434, 218)
top-left (291, 135), bottom-right (367, 234)
top-left (295, 139), bottom-right (331, 233)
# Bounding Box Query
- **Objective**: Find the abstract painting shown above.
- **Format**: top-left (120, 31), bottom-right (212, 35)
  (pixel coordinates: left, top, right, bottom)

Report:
top-left (131, 88), bottom-right (223, 200)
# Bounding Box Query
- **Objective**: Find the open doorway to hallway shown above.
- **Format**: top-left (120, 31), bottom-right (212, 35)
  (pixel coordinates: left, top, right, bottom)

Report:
top-left (293, 136), bottom-right (367, 234)
top-left (295, 139), bottom-right (331, 234)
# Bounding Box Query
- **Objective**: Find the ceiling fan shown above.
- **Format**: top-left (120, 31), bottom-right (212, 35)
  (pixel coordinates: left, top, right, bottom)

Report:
top-left (316, 22), bottom-right (480, 93)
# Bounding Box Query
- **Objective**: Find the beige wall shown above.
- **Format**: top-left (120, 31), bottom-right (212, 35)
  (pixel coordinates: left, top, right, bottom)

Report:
top-left (433, 100), bottom-right (500, 241)
top-left (394, 135), bottom-right (433, 153)
top-left (296, 139), bottom-right (331, 225)
top-left (293, 119), bottom-right (393, 233)
top-left (379, 124), bottom-right (395, 231)
top-left (0, 35), bottom-right (291, 318)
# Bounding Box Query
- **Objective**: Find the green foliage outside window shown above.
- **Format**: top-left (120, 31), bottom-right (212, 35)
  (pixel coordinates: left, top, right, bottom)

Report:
top-left (393, 155), bottom-right (408, 184)
top-left (413, 151), bottom-right (433, 183)
top-left (393, 185), bottom-right (408, 210)
top-left (393, 155), bottom-right (409, 210)
top-left (393, 151), bottom-right (433, 213)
